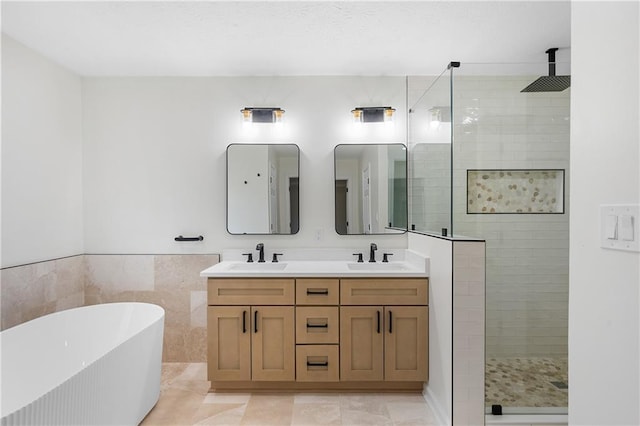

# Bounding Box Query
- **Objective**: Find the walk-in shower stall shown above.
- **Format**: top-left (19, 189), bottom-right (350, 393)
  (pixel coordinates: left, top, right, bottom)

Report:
top-left (408, 60), bottom-right (570, 416)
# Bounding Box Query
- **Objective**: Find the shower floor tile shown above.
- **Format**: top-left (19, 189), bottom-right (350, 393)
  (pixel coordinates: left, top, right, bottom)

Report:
top-left (485, 357), bottom-right (568, 408)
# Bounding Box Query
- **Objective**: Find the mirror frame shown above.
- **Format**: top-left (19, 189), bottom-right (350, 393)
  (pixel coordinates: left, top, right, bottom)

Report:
top-left (333, 143), bottom-right (408, 235)
top-left (226, 143), bottom-right (300, 235)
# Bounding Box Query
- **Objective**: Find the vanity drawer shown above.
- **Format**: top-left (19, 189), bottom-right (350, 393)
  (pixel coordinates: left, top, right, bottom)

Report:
top-left (296, 345), bottom-right (339, 382)
top-left (340, 278), bottom-right (428, 305)
top-left (208, 278), bottom-right (294, 305)
top-left (295, 279), bottom-right (339, 305)
top-left (296, 307), bottom-right (339, 344)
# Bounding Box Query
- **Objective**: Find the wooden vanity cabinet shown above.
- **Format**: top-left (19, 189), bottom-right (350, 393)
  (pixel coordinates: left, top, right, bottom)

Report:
top-left (207, 276), bottom-right (428, 389)
top-left (340, 279), bottom-right (429, 382)
top-left (207, 279), bottom-right (295, 382)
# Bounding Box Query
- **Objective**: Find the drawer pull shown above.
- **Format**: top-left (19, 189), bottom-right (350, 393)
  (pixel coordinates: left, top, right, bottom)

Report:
top-left (306, 323), bottom-right (329, 328)
top-left (242, 310), bottom-right (247, 333)
top-left (306, 361), bottom-right (329, 367)
top-left (306, 289), bottom-right (329, 295)
top-left (388, 310), bottom-right (393, 333)
top-left (254, 310), bottom-right (258, 333)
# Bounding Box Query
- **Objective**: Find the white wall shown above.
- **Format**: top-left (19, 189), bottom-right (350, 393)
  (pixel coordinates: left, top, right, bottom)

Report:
top-left (1, 35), bottom-right (83, 268)
top-left (408, 233), bottom-right (453, 425)
top-left (82, 77), bottom-right (409, 255)
top-left (409, 233), bottom-right (486, 425)
top-left (569, 2), bottom-right (640, 425)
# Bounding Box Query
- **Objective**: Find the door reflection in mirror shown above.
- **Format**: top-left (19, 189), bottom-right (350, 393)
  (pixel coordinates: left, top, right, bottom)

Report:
top-left (227, 143), bottom-right (300, 235)
top-left (334, 144), bottom-right (407, 235)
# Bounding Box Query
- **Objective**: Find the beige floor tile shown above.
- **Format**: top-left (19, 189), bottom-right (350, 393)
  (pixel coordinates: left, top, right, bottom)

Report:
top-left (179, 362), bottom-right (208, 381)
top-left (204, 393), bottom-right (252, 404)
top-left (291, 402), bottom-right (341, 425)
top-left (240, 394), bottom-right (295, 425)
top-left (192, 403), bottom-right (247, 425)
top-left (386, 402), bottom-right (437, 425)
top-left (160, 362), bottom-right (190, 387)
top-left (340, 408), bottom-right (393, 426)
top-left (169, 379), bottom-right (211, 396)
top-left (141, 387), bottom-right (205, 425)
top-left (340, 394), bottom-right (393, 415)
top-left (150, 364), bottom-right (443, 426)
top-left (294, 393), bottom-right (342, 404)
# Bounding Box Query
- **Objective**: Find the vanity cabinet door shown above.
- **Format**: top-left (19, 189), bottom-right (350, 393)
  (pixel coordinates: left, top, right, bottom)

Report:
top-left (251, 306), bottom-right (295, 381)
top-left (384, 307), bottom-right (428, 381)
top-left (207, 306), bottom-right (251, 381)
top-left (340, 306), bottom-right (383, 381)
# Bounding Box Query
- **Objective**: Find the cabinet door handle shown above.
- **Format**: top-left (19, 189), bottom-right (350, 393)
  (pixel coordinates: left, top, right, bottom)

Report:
top-left (388, 310), bottom-right (393, 333)
top-left (306, 289), bottom-right (329, 295)
top-left (242, 310), bottom-right (247, 333)
top-left (306, 361), bottom-right (329, 367)
top-left (377, 310), bottom-right (381, 334)
top-left (306, 323), bottom-right (328, 328)
top-left (254, 310), bottom-right (258, 333)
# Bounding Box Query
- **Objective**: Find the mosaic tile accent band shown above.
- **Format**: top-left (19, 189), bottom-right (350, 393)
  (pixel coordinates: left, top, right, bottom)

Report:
top-left (467, 169), bottom-right (564, 214)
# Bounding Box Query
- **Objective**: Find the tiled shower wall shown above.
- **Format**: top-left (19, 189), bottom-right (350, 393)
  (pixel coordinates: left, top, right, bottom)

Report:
top-left (410, 75), bottom-right (569, 358)
top-left (453, 76), bottom-right (570, 357)
top-left (0, 254), bottom-right (219, 362)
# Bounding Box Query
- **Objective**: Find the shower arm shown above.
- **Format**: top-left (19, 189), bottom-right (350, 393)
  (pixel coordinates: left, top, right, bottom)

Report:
top-left (546, 47), bottom-right (559, 77)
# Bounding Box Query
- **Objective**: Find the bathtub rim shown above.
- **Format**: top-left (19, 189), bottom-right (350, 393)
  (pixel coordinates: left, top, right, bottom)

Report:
top-left (0, 302), bottom-right (165, 419)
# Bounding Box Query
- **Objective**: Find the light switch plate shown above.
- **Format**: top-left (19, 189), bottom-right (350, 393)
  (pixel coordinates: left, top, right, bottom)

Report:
top-left (600, 204), bottom-right (639, 252)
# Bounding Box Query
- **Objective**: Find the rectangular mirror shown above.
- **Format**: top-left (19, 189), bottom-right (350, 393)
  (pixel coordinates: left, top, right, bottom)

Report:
top-left (334, 143), bottom-right (407, 235)
top-left (227, 143), bottom-right (300, 235)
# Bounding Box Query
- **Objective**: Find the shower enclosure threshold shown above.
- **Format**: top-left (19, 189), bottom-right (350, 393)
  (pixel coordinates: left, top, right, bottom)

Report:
top-left (486, 410), bottom-right (567, 425)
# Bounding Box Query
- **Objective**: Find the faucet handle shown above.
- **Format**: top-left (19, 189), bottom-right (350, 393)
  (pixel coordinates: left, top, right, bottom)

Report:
top-left (382, 253), bottom-right (393, 263)
top-left (242, 253), bottom-right (254, 263)
top-left (272, 253), bottom-right (283, 263)
top-left (352, 253), bottom-right (364, 263)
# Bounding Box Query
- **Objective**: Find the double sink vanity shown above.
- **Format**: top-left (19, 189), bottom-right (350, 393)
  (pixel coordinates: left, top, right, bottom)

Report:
top-left (201, 247), bottom-right (430, 391)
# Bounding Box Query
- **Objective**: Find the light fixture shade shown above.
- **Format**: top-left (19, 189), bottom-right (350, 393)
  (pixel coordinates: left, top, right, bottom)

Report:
top-left (351, 107), bottom-right (396, 123)
top-left (240, 107), bottom-right (285, 123)
top-left (428, 106), bottom-right (451, 123)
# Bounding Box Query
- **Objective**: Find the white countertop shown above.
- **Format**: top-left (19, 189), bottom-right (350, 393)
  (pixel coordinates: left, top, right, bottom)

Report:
top-left (200, 248), bottom-right (429, 278)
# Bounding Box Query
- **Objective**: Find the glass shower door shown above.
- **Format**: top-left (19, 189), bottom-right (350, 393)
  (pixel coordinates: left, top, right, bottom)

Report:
top-left (451, 62), bottom-right (570, 414)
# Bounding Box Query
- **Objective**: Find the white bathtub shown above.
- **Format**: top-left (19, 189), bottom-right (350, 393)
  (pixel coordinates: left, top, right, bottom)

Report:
top-left (0, 302), bottom-right (165, 425)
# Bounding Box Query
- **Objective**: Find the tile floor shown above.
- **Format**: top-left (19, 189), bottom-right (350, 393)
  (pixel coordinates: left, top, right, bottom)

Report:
top-left (141, 363), bottom-right (440, 426)
top-left (485, 357), bottom-right (568, 408)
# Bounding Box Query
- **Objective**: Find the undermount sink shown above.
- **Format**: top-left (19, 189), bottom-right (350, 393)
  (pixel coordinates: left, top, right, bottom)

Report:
top-left (229, 262), bottom-right (288, 271)
top-left (347, 262), bottom-right (409, 271)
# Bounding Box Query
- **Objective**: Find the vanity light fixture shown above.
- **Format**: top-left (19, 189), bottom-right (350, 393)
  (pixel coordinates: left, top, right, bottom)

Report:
top-left (428, 106), bottom-right (451, 129)
top-left (351, 106), bottom-right (396, 123)
top-left (240, 107), bottom-right (285, 124)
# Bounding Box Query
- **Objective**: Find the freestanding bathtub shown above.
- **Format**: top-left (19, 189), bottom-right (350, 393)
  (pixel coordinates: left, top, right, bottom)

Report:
top-left (0, 302), bottom-right (165, 425)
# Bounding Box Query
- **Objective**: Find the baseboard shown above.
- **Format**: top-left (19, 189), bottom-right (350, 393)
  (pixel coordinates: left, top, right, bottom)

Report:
top-left (423, 383), bottom-right (450, 426)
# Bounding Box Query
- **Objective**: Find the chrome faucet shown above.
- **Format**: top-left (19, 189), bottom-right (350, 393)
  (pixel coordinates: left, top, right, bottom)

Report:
top-left (369, 243), bottom-right (378, 263)
top-left (256, 243), bottom-right (265, 263)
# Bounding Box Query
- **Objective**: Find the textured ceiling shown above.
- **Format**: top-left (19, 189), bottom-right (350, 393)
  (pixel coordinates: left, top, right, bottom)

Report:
top-left (1, 1), bottom-right (571, 76)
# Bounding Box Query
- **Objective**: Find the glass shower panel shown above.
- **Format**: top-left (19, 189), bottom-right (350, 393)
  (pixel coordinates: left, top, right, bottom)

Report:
top-left (451, 62), bottom-right (570, 413)
top-left (408, 70), bottom-right (453, 235)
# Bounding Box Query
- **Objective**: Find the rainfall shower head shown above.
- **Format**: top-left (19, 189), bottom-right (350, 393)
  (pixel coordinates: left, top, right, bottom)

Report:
top-left (521, 48), bottom-right (571, 93)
